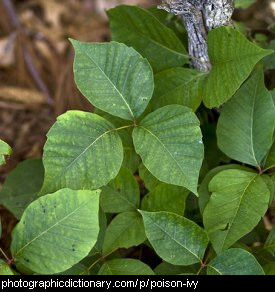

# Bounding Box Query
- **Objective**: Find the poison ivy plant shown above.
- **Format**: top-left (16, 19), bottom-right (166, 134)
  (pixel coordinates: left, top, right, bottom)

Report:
top-left (0, 139), bottom-right (12, 166)
top-left (203, 169), bottom-right (270, 254)
top-left (133, 105), bottom-right (204, 194)
top-left (0, 3), bottom-right (274, 276)
top-left (98, 258), bottom-right (154, 275)
top-left (102, 211), bottom-right (146, 254)
top-left (207, 248), bottom-right (264, 275)
top-left (216, 69), bottom-right (275, 168)
top-left (0, 159), bottom-right (44, 219)
top-left (202, 27), bottom-right (272, 108)
top-left (141, 183), bottom-right (189, 215)
top-left (40, 111), bottom-right (123, 195)
top-left (0, 260), bottom-right (14, 276)
top-left (140, 211), bottom-right (208, 265)
top-left (107, 5), bottom-right (189, 72)
top-left (11, 189), bottom-right (100, 274)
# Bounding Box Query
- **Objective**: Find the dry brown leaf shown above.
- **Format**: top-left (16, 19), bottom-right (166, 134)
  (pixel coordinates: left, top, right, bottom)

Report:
top-left (0, 33), bottom-right (17, 68)
top-left (0, 86), bottom-right (46, 106)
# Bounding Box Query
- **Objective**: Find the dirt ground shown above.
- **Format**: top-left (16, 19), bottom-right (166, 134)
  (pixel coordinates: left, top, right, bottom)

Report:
top-left (0, 0), bottom-right (274, 253)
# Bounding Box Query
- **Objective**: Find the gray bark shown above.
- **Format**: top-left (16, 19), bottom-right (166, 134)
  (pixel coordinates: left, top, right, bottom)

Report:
top-left (158, 0), bottom-right (234, 71)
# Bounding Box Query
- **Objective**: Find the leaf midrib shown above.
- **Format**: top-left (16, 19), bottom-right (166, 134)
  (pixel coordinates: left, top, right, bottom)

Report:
top-left (83, 51), bottom-right (135, 120)
top-left (139, 126), bottom-right (189, 186)
top-left (14, 198), bottom-right (90, 257)
top-left (220, 173), bottom-right (258, 251)
top-left (148, 218), bottom-right (201, 262)
top-left (53, 129), bottom-right (114, 184)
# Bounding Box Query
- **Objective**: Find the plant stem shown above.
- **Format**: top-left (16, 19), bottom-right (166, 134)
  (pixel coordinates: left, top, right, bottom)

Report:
top-left (88, 249), bottom-right (117, 271)
top-left (0, 247), bottom-right (11, 263)
top-left (262, 165), bottom-right (275, 174)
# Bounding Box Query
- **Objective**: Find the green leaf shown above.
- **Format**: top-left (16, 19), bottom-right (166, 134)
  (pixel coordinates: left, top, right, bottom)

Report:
top-left (107, 5), bottom-right (189, 72)
top-left (0, 159), bottom-right (44, 219)
top-left (102, 211), bottom-right (146, 254)
top-left (264, 228), bottom-right (275, 257)
top-left (235, 0), bottom-right (256, 8)
top-left (56, 263), bottom-right (89, 275)
top-left (0, 260), bottom-right (14, 275)
top-left (203, 169), bottom-right (270, 254)
top-left (123, 148), bottom-right (140, 173)
top-left (263, 40), bottom-right (275, 70)
top-left (89, 208), bottom-right (107, 256)
top-left (203, 27), bottom-right (273, 108)
top-left (198, 164), bottom-right (253, 214)
top-left (141, 183), bottom-right (188, 215)
top-left (139, 163), bottom-right (160, 191)
top-left (265, 141), bottom-right (275, 169)
top-left (217, 69), bottom-right (275, 167)
top-left (151, 68), bottom-right (204, 112)
top-left (100, 167), bottom-right (139, 213)
top-left (0, 139), bottom-right (12, 166)
top-left (263, 262), bottom-right (275, 275)
top-left (133, 105), bottom-right (204, 194)
top-left (262, 174), bottom-right (275, 205)
top-left (98, 258), bottom-right (154, 275)
top-left (207, 248), bottom-right (264, 275)
top-left (11, 188), bottom-right (100, 274)
top-left (154, 261), bottom-right (199, 275)
top-left (140, 211), bottom-right (208, 265)
top-left (71, 39), bottom-right (153, 120)
top-left (40, 111), bottom-right (123, 194)
top-left (95, 109), bottom-right (140, 173)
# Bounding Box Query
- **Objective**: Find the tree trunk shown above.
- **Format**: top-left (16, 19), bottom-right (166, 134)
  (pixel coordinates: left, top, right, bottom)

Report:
top-left (158, 0), bottom-right (235, 71)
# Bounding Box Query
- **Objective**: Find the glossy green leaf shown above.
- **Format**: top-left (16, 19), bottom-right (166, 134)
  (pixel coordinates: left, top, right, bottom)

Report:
top-left (141, 183), bottom-right (188, 215)
top-left (11, 188), bottom-right (100, 274)
top-left (0, 139), bottom-right (12, 166)
top-left (140, 211), bottom-right (208, 265)
top-left (40, 111), bottom-right (123, 194)
top-left (203, 27), bottom-right (273, 108)
top-left (207, 248), bottom-right (264, 275)
top-left (0, 260), bottom-right (14, 275)
top-left (107, 5), bottom-right (188, 72)
top-left (100, 167), bottom-right (139, 213)
top-left (203, 169), bottom-right (270, 254)
top-left (151, 68), bottom-right (204, 112)
top-left (98, 258), bottom-right (154, 275)
top-left (198, 164), bottom-right (253, 214)
top-left (71, 39), bottom-right (153, 120)
top-left (217, 69), bottom-right (275, 167)
top-left (102, 211), bottom-right (146, 254)
top-left (264, 228), bottom-right (275, 257)
top-left (133, 105), bottom-right (204, 194)
top-left (0, 159), bottom-right (44, 219)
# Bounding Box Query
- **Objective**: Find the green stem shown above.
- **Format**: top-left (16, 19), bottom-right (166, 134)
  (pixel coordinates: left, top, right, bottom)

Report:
top-left (0, 247), bottom-right (11, 263)
top-left (88, 249), bottom-right (117, 271)
top-left (262, 165), bottom-right (275, 174)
